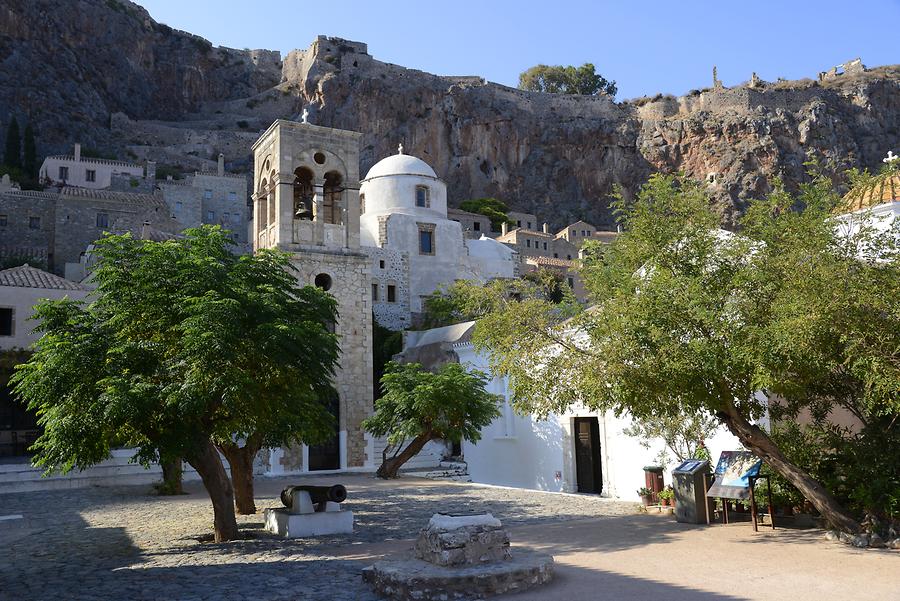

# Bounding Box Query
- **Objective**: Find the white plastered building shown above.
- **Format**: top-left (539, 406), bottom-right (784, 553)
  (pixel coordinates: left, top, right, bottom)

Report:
top-left (359, 148), bottom-right (516, 330)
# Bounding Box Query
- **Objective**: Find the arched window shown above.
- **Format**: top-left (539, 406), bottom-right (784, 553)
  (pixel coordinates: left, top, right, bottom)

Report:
top-left (323, 171), bottom-right (343, 225)
top-left (257, 178), bottom-right (268, 233)
top-left (293, 167), bottom-right (314, 220)
top-left (267, 170), bottom-right (276, 226)
top-left (415, 185), bottom-right (429, 208)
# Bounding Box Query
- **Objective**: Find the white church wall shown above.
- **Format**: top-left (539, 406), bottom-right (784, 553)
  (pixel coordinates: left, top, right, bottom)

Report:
top-left (457, 344), bottom-right (743, 501)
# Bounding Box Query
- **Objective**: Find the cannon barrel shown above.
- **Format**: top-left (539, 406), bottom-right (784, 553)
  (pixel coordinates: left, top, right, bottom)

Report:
top-left (281, 484), bottom-right (347, 508)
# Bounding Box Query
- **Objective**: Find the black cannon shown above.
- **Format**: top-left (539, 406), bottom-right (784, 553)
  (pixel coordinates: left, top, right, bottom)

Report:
top-left (281, 484), bottom-right (347, 511)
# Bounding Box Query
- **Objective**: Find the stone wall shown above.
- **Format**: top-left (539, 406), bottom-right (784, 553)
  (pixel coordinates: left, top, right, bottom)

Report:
top-left (289, 251), bottom-right (373, 468)
top-left (0, 190), bottom-right (55, 269)
top-left (369, 247), bottom-right (411, 330)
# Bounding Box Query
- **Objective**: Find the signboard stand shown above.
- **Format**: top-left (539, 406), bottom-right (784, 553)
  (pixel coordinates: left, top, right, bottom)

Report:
top-left (707, 451), bottom-right (775, 531)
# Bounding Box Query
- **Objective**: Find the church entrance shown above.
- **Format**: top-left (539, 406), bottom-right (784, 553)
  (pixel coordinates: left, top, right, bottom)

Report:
top-left (573, 417), bottom-right (603, 494)
top-left (308, 393), bottom-right (340, 471)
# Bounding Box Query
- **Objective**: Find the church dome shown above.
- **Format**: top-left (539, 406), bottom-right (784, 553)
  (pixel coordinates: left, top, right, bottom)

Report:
top-left (838, 156), bottom-right (900, 213)
top-left (364, 148), bottom-right (437, 181)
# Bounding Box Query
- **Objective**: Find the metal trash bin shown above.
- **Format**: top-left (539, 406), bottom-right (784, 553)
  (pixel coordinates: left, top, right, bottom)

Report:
top-left (672, 459), bottom-right (712, 524)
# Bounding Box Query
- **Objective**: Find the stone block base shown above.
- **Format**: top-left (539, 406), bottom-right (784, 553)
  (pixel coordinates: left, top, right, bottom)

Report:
top-left (362, 549), bottom-right (554, 601)
top-left (264, 508), bottom-right (354, 538)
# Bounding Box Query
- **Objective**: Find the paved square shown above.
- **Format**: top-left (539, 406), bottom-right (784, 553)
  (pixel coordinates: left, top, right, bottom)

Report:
top-left (0, 474), bottom-right (894, 600)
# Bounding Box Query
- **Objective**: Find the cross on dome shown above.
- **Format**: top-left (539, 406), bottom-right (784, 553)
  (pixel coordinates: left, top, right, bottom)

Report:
top-left (398, 143), bottom-right (404, 155)
top-left (301, 108), bottom-right (309, 124)
top-left (883, 150), bottom-right (898, 164)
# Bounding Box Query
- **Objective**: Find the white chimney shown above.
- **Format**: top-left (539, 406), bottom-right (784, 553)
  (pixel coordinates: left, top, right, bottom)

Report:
top-left (217, 153), bottom-right (225, 177)
top-left (74, 143), bottom-right (81, 162)
top-left (501, 222), bottom-right (509, 236)
top-left (542, 222), bottom-right (549, 234)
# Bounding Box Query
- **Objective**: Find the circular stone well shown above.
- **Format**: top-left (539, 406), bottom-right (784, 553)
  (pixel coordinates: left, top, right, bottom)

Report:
top-left (361, 548), bottom-right (554, 601)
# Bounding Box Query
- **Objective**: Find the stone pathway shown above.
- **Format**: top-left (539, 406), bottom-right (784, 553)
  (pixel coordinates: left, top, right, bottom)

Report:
top-left (0, 474), bottom-right (638, 600)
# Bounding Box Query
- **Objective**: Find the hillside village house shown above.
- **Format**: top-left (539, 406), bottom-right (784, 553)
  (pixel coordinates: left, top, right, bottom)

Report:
top-left (39, 143), bottom-right (146, 189)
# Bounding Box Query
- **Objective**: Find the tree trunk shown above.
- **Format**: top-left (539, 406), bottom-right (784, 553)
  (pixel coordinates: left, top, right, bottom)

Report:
top-left (376, 433), bottom-right (433, 479)
top-left (158, 458), bottom-right (184, 495)
top-left (217, 436), bottom-right (262, 515)
top-left (186, 439), bottom-right (239, 542)
top-left (716, 398), bottom-right (861, 534)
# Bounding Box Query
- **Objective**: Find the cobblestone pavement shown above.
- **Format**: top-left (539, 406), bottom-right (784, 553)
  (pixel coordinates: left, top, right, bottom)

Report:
top-left (0, 474), bottom-right (638, 600)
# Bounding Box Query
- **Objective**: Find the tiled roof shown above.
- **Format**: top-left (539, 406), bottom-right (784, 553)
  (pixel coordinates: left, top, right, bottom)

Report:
top-left (44, 155), bottom-right (142, 169)
top-left (0, 264), bottom-right (89, 291)
top-left (840, 172), bottom-right (900, 213)
top-left (60, 186), bottom-right (167, 207)
top-left (526, 256), bottom-right (574, 267)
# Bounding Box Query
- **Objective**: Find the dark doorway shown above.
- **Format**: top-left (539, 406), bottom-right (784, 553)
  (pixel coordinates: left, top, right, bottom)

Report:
top-left (574, 417), bottom-right (603, 494)
top-left (308, 393), bottom-right (340, 471)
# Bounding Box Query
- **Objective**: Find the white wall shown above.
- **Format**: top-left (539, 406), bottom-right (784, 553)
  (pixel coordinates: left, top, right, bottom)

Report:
top-left (40, 156), bottom-right (143, 190)
top-left (456, 344), bottom-right (743, 501)
top-left (0, 285), bottom-right (90, 350)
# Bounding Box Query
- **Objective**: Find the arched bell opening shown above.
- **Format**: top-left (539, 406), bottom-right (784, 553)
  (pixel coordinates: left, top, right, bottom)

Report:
top-left (293, 167), bottom-right (314, 221)
top-left (323, 171), bottom-right (344, 225)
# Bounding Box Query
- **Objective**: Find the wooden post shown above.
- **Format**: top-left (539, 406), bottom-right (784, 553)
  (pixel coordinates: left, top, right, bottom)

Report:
top-left (750, 477), bottom-right (759, 532)
top-left (767, 476), bottom-right (776, 530)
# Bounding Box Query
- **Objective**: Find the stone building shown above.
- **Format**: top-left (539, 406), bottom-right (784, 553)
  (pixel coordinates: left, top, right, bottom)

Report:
top-left (0, 183), bottom-right (180, 276)
top-left (39, 143), bottom-right (146, 189)
top-left (359, 148), bottom-right (516, 330)
top-left (157, 154), bottom-right (250, 246)
top-left (251, 119), bottom-right (374, 473)
top-left (447, 207), bottom-right (493, 239)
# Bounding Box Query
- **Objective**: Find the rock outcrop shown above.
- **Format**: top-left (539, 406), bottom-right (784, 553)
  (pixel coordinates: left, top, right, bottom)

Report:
top-left (2, 0), bottom-right (898, 228)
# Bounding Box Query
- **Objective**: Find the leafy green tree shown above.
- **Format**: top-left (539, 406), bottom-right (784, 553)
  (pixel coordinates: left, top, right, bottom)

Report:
top-left (4, 117), bottom-right (21, 170)
top-left (519, 63), bottom-right (617, 97)
top-left (469, 171), bottom-right (899, 534)
top-left (459, 198), bottom-right (513, 232)
top-left (12, 226), bottom-right (340, 541)
top-left (363, 362), bottom-right (500, 479)
top-left (623, 410), bottom-right (719, 467)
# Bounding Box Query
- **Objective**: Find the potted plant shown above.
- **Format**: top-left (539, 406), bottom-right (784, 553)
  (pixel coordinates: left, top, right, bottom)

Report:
top-left (637, 487), bottom-right (653, 506)
top-left (658, 487), bottom-right (674, 507)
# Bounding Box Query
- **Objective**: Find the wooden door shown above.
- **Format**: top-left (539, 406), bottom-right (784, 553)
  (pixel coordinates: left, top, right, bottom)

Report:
top-left (308, 393), bottom-right (340, 471)
top-left (574, 417), bottom-right (603, 494)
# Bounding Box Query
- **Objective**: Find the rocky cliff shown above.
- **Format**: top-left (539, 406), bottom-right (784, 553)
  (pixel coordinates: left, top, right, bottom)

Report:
top-left (2, 0), bottom-right (898, 228)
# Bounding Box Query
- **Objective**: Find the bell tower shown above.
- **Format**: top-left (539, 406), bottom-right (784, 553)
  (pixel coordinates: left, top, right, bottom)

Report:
top-left (252, 119), bottom-right (373, 472)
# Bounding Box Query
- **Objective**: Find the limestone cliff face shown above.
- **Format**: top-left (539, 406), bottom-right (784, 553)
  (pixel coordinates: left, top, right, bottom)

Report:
top-left (2, 0), bottom-right (898, 228)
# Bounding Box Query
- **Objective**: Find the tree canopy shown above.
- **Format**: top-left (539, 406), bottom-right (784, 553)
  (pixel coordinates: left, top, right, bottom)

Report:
top-left (12, 226), bottom-right (341, 541)
top-left (458, 197), bottom-right (512, 232)
top-left (518, 63), bottom-right (617, 97)
top-left (466, 170), bottom-right (900, 533)
top-left (363, 362), bottom-right (500, 478)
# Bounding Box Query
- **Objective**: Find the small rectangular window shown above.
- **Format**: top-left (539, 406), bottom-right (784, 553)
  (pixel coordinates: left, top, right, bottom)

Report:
top-left (228, 191), bottom-right (237, 202)
top-left (372, 284), bottom-right (379, 301)
top-left (517, 220), bottom-right (521, 227)
top-left (59, 166), bottom-right (68, 180)
top-left (204, 189), bottom-right (213, 199)
top-left (527, 222), bottom-right (532, 229)
top-left (206, 210), bottom-right (215, 222)
top-left (0, 308), bottom-right (12, 336)
top-left (473, 221), bottom-right (480, 231)
top-left (232, 212), bottom-right (241, 223)
top-left (29, 216), bottom-right (40, 229)
top-left (568, 277), bottom-right (575, 288)
top-left (526, 239), bottom-right (531, 248)
top-left (387, 285), bottom-right (396, 303)
top-left (415, 186), bottom-right (429, 207)
top-left (96, 213), bottom-right (109, 228)
top-left (543, 242), bottom-right (547, 250)
top-left (553, 252), bottom-right (558, 258)
top-left (419, 229), bottom-right (434, 254)
top-left (85, 169), bottom-right (96, 182)
top-left (379, 260), bottom-right (385, 269)
top-left (570, 229), bottom-right (576, 237)
top-left (0, 215), bottom-right (7, 227)
top-left (175, 201), bottom-right (183, 212)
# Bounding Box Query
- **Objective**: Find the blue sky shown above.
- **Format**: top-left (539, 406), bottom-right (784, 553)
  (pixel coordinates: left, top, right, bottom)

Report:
top-left (139, 0), bottom-right (899, 99)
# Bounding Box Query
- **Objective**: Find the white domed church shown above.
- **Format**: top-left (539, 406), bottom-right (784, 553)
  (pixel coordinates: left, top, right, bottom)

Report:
top-left (360, 145), bottom-right (516, 329)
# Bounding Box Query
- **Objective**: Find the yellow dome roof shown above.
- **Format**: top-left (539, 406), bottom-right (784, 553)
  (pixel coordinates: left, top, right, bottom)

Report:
top-left (839, 169), bottom-right (900, 214)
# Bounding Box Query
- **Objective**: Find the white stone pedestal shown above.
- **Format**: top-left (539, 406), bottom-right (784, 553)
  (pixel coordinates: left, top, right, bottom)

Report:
top-left (264, 507), bottom-right (354, 538)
